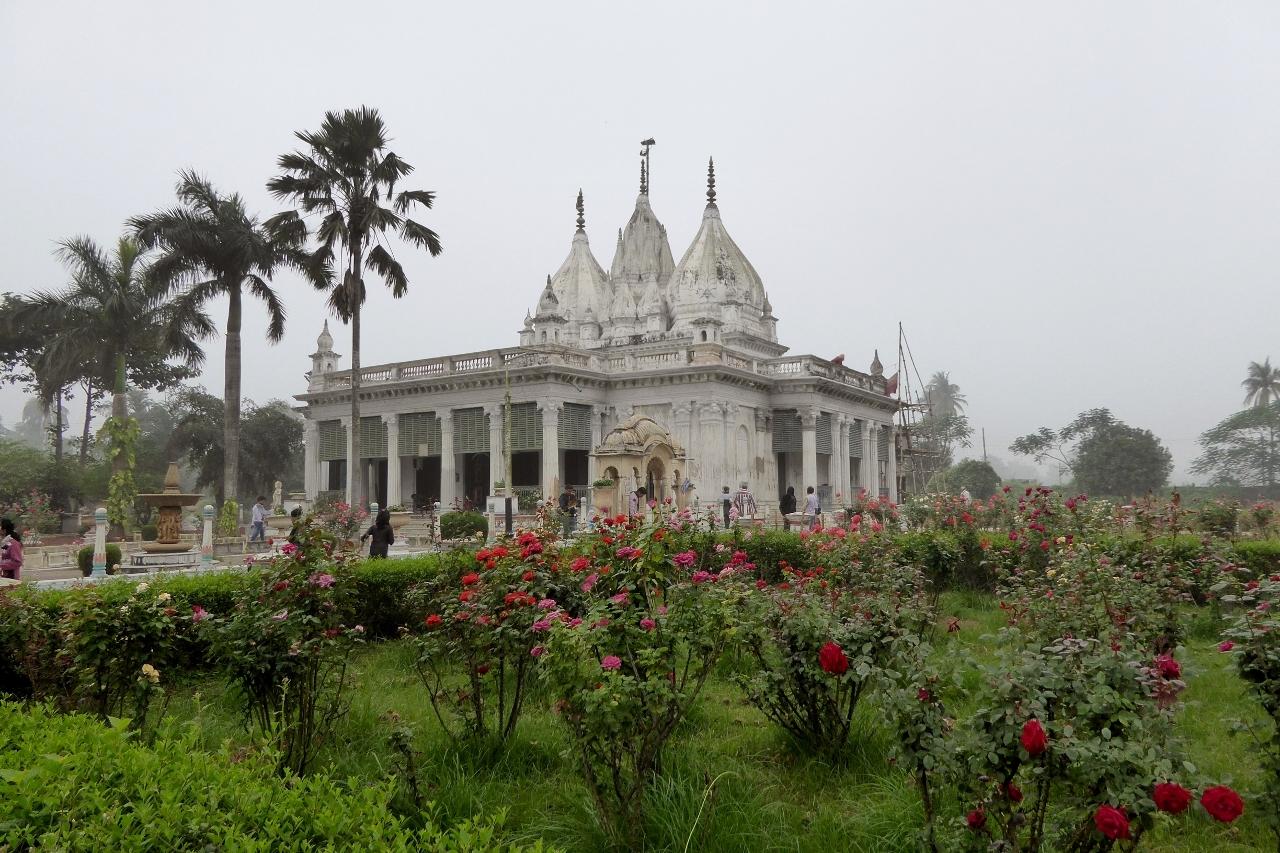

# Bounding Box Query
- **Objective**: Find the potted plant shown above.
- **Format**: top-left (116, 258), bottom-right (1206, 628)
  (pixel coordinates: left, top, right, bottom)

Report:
top-left (385, 505), bottom-right (411, 531)
top-left (266, 505), bottom-right (293, 536)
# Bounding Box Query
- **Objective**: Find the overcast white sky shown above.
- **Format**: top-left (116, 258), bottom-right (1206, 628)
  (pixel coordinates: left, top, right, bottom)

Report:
top-left (2, 1), bottom-right (1277, 482)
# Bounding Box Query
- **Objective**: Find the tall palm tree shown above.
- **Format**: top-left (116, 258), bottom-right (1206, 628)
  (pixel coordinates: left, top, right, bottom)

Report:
top-left (266, 106), bottom-right (443, 507)
top-left (1243, 358), bottom-right (1280, 408)
top-left (926, 370), bottom-right (967, 418)
top-left (9, 237), bottom-right (213, 497)
top-left (131, 170), bottom-right (321, 507)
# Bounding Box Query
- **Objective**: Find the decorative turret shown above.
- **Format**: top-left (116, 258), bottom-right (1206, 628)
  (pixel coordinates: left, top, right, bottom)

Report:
top-left (307, 320), bottom-right (341, 391)
top-left (668, 159), bottom-right (776, 343)
top-left (535, 189), bottom-right (611, 348)
top-left (610, 146), bottom-right (675, 328)
top-left (870, 350), bottom-right (884, 377)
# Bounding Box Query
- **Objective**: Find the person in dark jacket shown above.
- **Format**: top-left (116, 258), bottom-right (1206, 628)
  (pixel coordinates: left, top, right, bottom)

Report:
top-left (361, 509), bottom-right (395, 558)
top-left (286, 507), bottom-right (303, 545)
top-left (779, 486), bottom-right (797, 530)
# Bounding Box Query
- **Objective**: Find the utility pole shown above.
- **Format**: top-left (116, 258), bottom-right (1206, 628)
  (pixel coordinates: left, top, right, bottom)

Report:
top-left (982, 428), bottom-right (988, 463)
top-left (503, 357), bottom-right (515, 536)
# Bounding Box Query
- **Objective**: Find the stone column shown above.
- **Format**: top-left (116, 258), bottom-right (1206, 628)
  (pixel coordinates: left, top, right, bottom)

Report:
top-left (886, 423), bottom-right (899, 503)
top-left (800, 407), bottom-right (818, 495)
top-left (485, 404), bottom-right (504, 497)
top-left (439, 411), bottom-right (456, 509)
top-left (382, 414), bottom-right (401, 508)
top-left (541, 402), bottom-right (561, 498)
top-left (341, 416), bottom-right (355, 505)
top-left (201, 505), bottom-right (214, 570)
top-left (91, 507), bottom-right (108, 578)
top-left (861, 420), bottom-right (876, 497)
top-left (835, 417), bottom-right (848, 502)
top-left (697, 402), bottom-right (722, 491)
top-left (303, 420), bottom-right (319, 500)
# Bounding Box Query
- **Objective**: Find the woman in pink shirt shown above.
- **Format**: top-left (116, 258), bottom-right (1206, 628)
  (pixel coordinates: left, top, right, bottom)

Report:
top-left (0, 518), bottom-right (23, 580)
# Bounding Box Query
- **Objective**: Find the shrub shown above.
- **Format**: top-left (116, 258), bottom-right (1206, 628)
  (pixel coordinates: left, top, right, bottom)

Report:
top-left (0, 702), bottom-right (547, 851)
top-left (736, 566), bottom-right (927, 756)
top-left (206, 520), bottom-right (364, 775)
top-left (140, 523), bottom-right (158, 541)
top-left (216, 500), bottom-right (239, 537)
top-left (540, 511), bottom-right (745, 847)
top-left (414, 531), bottom-right (558, 742)
top-left (1233, 539), bottom-right (1280, 577)
top-left (441, 510), bottom-right (487, 540)
top-left (353, 554), bottom-right (445, 638)
top-left (76, 543), bottom-right (123, 576)
top-left (1198, 498), bottom-right (1240, 538)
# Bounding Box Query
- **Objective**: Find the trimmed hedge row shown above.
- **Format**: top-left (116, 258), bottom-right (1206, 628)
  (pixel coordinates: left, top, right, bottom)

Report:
top-left (0, 702), bottom-right (549, 851)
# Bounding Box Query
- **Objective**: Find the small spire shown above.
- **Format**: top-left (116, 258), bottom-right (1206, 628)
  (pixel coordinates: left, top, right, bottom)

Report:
top-left (575, 189), bottom-right (585, 231)
top-left (640, 159), bottom-right (648, 195)
top-left (706, 157), bottom-right (717, 207)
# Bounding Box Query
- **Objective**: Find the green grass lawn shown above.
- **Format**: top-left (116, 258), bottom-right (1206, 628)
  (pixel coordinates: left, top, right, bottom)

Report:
top-left (162, 592), bottom-right (1277, 852)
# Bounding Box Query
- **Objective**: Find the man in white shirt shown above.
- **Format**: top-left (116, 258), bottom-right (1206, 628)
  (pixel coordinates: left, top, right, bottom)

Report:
top-left (803, 486), bottom-right (820, 530)
top-left (250, 496), bottom-right (269, 542)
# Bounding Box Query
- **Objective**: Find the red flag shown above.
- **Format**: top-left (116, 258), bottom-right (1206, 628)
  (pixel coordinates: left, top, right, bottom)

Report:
top-left (885, 372), bottom-right (899, 396)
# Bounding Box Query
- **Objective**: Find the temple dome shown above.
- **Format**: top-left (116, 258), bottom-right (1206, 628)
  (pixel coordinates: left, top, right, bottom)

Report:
top-left (609, 192), bottom-right (675, 320)
top-left (549, 229), bottom-right (610, 322)
top-left (669, 160), bottom-right (773, 341)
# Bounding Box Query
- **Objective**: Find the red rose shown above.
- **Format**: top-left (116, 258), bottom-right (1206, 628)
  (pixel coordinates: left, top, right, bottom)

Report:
top-left (818, 642), bottom-right (848, 675)
top-left (1020, 719), bottom-right (1048, 756)
top-left (522, 570), bottom-right (536, 582)
top-left (425, 614), bottom-right (442, 628)
top-left (1153, 782), bottom-right (1192, 814)
top-left (966, 808), bottom-right (985, 830)
top-left (461, 572), bottom-right (480, 586)
top-left (476, 664), bottom-right (490, 675)
top-left (1155, 654), bottom-right (1181, 679)
top-left (458, 590), bottom-right (474, 602)
top-left (1005, 782), bottom-right (1023, 803)
top-left (1201, 786), bottom-right (1244, 823)
top-left (1093, 805), bottom-right (1130, 840)
top-left (917, 688), bottom-right (932, 703)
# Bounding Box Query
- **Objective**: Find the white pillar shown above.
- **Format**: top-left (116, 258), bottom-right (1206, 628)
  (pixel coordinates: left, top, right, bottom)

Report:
top-left (861, 420), bottom-right (876, 497)
top-left (697, 402), bottom-right (722, 491)
top-left (201, 504), bottom-right (214, 570)
top-left (485, 404), bottom-right (503, 497)
top-left (91, 507), bottom-right (108, 578)
top-left (541, 401), bottom-right (561, 498)
top-left (834, 417), bottom-right (847, 502)
top-left (303, 420), bottom-right (319, 500)
top-left (341, 416), bottom-right (354, 505)
top-left (383, 414), bottom-right (401, 508)
top-left (439, 411), bottom-right (456, 509)
top-left (800, 407), bottom-right (818, 495)
top-left (886, 423), bottom-right (899, 503)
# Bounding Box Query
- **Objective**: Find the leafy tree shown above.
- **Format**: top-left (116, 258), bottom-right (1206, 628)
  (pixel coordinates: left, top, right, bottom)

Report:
top-left (7, 237), bottom-right (213, 529)
top-left (131, 171), bottom-right (321, 509)
top-left (1011, 408), bottom-right (1172, 496)
top-left (925, 371), bottom-right (967, 418)
top-left (946, 458), bottom-right (1002, 499)
top-left (267, 106), bottom-right (443, 506)
top-left (905, 413), bottom-right (974, 485)
top-left (167, 388), bottom-right (303, 502)
top-left (1243, 358), bottom-right (1280, 409)
top-left (1191, 402), bottom-right (1280, 488)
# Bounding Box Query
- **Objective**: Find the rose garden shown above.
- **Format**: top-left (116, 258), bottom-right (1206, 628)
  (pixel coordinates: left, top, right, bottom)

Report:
top-left (1, 491), bottom-right (1278, 851)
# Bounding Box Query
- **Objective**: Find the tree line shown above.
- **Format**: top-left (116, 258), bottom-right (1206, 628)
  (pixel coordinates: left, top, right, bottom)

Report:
top-left (0, 106), bottom-right (442, 526)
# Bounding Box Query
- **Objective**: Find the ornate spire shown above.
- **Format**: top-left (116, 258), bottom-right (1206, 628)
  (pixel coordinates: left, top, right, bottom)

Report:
top-left (640, 159), bottom-right (648, 195)
top-left (575, 189), bottom-right (585, 231)
top-left (706, 157), bottom-right (717, 207)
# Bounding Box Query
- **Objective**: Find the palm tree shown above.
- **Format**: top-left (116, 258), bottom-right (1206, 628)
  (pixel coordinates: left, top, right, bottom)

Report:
top-left (1243, 358), bottom-right (1280, 408)
top-left (926, 371), bottom-right (967, 418)
top-left (266, 106), bottom-right (443, 507)
top-left (9, 237), bottom-right (213, 515)
top-left (131, 170), bottom-right (321, 506)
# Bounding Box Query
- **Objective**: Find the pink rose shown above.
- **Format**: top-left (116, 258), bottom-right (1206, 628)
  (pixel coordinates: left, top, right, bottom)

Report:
top-left (601, 655), bottom-right (622, 671)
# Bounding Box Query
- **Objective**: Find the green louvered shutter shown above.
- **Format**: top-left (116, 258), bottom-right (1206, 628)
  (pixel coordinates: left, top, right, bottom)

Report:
top-left (318, 421), bottom-right (347, 461)
top-left (359, 417), bottom-right (387, 458)
top-left (508, 403), bottom-right (542, 452)
top-left (454, 408), bottom-right (489, 453)
top-left (399, 412), bottom-right (441, 457)
top-left (559, 403), bottom-right (593, 450)
top-left (816, 413), bottom-right (832, 454)
top-left (849, 421), bottom-right (863, 458)
top-left (878, 427), bottom-right (890, 462)
top-left (772, 410), bottom-right (802, 453)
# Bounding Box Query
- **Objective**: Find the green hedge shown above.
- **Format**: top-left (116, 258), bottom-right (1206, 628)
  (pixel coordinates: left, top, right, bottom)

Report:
top-left (75, 544), bottom-right (122, 576)
top-left (1233, 539), bottom-right (1280, 576)
top-left (0, 702), bottom-right (550, 851)
top-left (441, 511), bottom-right (487, 540)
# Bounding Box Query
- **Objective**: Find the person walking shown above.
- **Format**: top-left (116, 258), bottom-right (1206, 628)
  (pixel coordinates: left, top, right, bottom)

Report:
top-left (286, 506), bottom-right (303, 546)
top-left (780, 486), bottom-right (797, 530)
top-left (721, 486), bottom-right (732, 528)
top-left (361, 508), bottom-right (395, 558)
top-left (0, 518), bottom-right (23, 580)
top-left (250, 496), bottom-right (269, 543)
top-left (803, 486), bottom-right (820, 530)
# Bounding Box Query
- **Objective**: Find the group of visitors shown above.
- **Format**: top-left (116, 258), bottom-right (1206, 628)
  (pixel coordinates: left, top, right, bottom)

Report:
top-left (779, 485), bottom-right (822, 531)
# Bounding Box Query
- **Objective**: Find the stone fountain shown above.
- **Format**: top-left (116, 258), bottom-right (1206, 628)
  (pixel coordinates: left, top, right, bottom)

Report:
top-left (130, 462), bottom-right (204, 570)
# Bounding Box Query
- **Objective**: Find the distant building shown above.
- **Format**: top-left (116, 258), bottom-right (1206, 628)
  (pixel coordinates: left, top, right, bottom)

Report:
top-left (297, 153), bottom-right (898, 513)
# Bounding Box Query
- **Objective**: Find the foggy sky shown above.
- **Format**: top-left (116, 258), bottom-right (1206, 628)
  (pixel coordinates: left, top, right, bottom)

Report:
top-left (2, 0), bottom-right (1278, 483)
